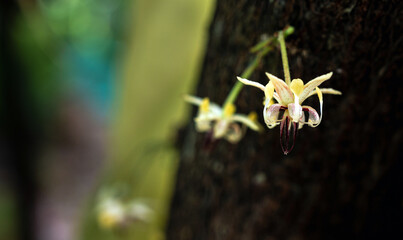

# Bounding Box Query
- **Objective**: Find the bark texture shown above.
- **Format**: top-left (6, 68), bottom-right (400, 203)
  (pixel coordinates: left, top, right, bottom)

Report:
top-left (167, 1), bottom-right (403, 239)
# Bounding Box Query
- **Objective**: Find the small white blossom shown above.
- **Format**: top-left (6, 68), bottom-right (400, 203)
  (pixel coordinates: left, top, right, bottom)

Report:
top-left (185, 95), bottom-right (261, 143)
top-left (97, 198), bottom-right (126, 229)
top-left (97, 197), bottom-right (154, 230)
top-left (127, 200), bottom-right (154, 223)
top-left (238, 72), bottom-right (341, 154)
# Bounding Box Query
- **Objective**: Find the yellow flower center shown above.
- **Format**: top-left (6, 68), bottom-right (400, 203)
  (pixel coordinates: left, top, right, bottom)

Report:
top-left (98, 211), bottom-right (120, 229)
top-left (223, 103), bottom-right (236, 117)
top-left (316, 87), bottom-right (323, 101)
top-left (290, 78), bottom-right (304, 96)
top-left (264, 81), bottom-right (274, 100)
top-left (248, 112), bottom-right (258, 122)
top-left (200, 97), bottom-right (210, 113)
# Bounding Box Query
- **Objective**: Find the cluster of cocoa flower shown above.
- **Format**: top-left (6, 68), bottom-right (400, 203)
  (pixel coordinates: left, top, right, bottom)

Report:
top-left (185, 27), bottom-right (341, 154)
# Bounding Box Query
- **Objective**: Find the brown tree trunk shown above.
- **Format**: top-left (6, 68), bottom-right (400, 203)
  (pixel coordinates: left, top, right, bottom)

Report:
top-left (167, 1), bottom-right (403, 239)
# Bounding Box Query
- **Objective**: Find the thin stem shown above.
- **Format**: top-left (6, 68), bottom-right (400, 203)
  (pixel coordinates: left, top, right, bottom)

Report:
top-left (279, 31), bottom-right (291, 85)
top-left (223, 26), bottom-right (294, 108)
top-left (223, 52), bottom-right (264, 107)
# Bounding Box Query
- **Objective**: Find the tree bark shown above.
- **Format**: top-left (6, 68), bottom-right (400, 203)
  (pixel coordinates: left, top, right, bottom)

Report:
top-left (167, 1), bottom-right (403, 239)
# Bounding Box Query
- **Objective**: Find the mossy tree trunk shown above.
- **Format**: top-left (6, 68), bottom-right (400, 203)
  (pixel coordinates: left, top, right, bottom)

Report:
top-left (167, 1), bottom-right (403, 239)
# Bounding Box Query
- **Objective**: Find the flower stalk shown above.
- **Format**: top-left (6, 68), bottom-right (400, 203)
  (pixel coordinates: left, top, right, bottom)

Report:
top-left (278, 31), bottom-right (291, 85)
top-left (223, 26), bottom-right (295, 109)
top-left (223, 52), bottom-right (264, 109)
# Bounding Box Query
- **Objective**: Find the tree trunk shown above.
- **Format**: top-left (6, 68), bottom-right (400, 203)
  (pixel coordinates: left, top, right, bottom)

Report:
top-left (167, 1), bottom-right (403, 239)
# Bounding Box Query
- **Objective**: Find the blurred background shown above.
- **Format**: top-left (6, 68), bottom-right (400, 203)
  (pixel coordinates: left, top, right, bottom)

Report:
top-left (1, 0), bottom-right (215, 239)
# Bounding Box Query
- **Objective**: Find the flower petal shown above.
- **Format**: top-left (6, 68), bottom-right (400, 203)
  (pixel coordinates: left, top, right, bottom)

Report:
top-left (263, 103), bottom-right (283, 128)
top-left (272, 92), bottom-right (281, 103)
top-left (279, 116), bottom-right (298, 155)
top-left (265, 72), bottom-right (294, 104)
top-left (264, 81), bottom-right (274, 100)
top-left (248, 112), bottom-right (258, 122)
top-left (305, 88), bottom-right (342, 99)
top-left (298, 113), bottom-right (305, 129)
top-left (194, 117), bottom-right (213, 132)
top-left (237, 77), bottom-right (266, 92)
top-left (231, 114), bottom-right (261, 131)
top-left (200, 98), bottom-right (210, 113)
top-left (184, 95), bottom-right (222, 114)
top-left (184, 95), bottom-right (204, 106)
top-left (213, 119), bottom-right (230, 138)
top-left (299, 72), bottom-right (333, 103)
top-left (224, 123), bottom-right (243, 143)
top-left (301, 106), bottom-right (320, 127)
top-left (301, 88), bottom-right (322, 128)
top-left (290, 78), bottom-right (304, 96)
top-left (223, 103), bottom-right (236, 117)
top-left (316, 87), bottom-right (323, 127)
top-left (288, 102), bottom-right (303, 123)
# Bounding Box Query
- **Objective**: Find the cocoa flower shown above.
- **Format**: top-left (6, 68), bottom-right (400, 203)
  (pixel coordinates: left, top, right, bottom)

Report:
top-left (237, 72), bottom-right (341, 154)
top-left (185, 95), bottom-right (261, 143)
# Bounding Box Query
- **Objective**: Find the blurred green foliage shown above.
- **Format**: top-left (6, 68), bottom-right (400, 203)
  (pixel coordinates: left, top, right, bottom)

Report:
top-left (80, 0), bottom-right (215, 239)
top-left (3, 0), bottom-right (214, 239)
top-left (0, 185), bottom-right (17, 240)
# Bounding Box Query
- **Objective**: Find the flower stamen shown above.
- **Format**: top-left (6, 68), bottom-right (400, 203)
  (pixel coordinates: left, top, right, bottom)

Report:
top-left (200, 97), bottom-right (210, 113)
